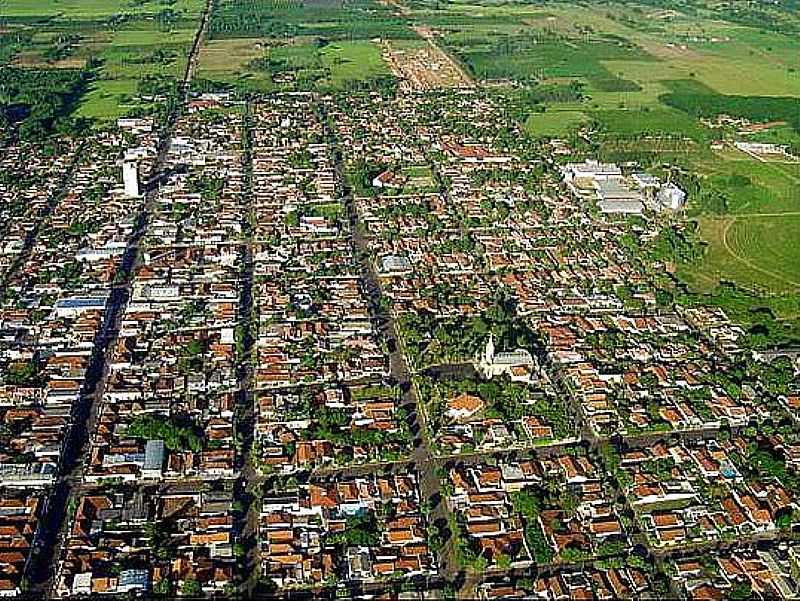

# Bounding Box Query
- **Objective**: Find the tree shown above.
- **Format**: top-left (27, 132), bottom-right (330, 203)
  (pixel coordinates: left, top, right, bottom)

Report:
top-left (153, 578), bottom-right (172, 596)
top-left (728, 581), bottom-right (752, 600)
top-left (181, 578), bottom-right (202, 597)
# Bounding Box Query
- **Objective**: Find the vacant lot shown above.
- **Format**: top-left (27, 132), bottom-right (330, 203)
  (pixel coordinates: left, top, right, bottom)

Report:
top-left (383, 36), bottom-right (471, 90)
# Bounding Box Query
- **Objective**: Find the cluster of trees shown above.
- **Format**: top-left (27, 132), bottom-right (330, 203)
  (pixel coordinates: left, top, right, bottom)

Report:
top-left (328, 512), bottom-right (381, 547)
top-left (661, 89), bottom-right (800, 134)
top-left (0, 65), bottom-right (94, 140)
top-left (502, 82), bottom-right (585, 122)
top-left (209, 2), bottom-right (415, 41)
top-left (188, 174), bottom-right (226, 201)
top-left (648, 224), bottom-right (705, 265)
top-left (3, 360), bottom-right (41, 386)
top-left (510, 489), bottom-right (554, 563)
top-left (177, 339), bottom-right (207, 373)
top-left (301, 405), bottom-right (410, 453)
top-left (401, 292), bottom-right (542, 368)
top-left (674, 282), bottom-right (800, 349)
top-left (347, 159), bottom-right (386, 197)
top-left (42, 34), bottom-right (80, 62)
top-left (127, 414), bottom-right (203, 453)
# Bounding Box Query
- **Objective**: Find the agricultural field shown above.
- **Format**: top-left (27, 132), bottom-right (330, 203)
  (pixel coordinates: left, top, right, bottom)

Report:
top-left (0, 0), bottom-right (205, 125)
top-left (208, 0), bottom-right (416, 41)
top-left (524, 109), bottom-right (588, 137)
top-left (196, 38), bottom-right (272, 91)
top-left (199, 0), bottom-right (411, 92)
top-left (0, 0), bottom-right (203, 19)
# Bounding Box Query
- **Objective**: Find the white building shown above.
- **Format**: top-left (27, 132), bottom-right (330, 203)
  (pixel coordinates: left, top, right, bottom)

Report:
top-left (123, 161), bottom-right (139, 198)
top-left (379, 254), bottom-right (413, 276)
top-left (474, 334), bottom-right (537, 383)
top-left (53, 296), bottom-right (109, 318)
top-left (561, 159), bottom-right (622, 183)
top-left (658, 183), bottom-right (687, 210)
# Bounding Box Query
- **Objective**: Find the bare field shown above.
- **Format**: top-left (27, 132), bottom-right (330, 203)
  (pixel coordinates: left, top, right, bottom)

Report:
top-left (383, 34), bottom-right (473, 90)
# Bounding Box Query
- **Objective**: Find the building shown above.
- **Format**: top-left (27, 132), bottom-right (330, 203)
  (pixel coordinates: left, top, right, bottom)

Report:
top-left (446, 393), bottom-right (486, 422)
top-left (71, 573), bottom-right (92, 596)
top-left (475, 334), bottom-right (536, 382)
top-left (658, 183), bottom-right (687, 210)
top-left (372, 170), bottom-right (400, 189)
top-left (117, 569), bottom-right (149, 593)
top-left (598, 199), bottom-right (645, 215)
top-left (632, 172), bottom-right (661, 190)
top-left (123, 161), bottom-right (139, 198)
top-left (379, 254), bottom-right (413, 276)
top-left (142, 440), bottom-right (165, 479)
top-left (562, 160), bottom-right (622, 182)
top-left (595, 179), bottom-right (645, 215)
top-left (0, 462), bottom-right (56, 487)
top-left (735, 141), bottom-right (792, 156)
top-left (53, 296), bottom-right (108, 318)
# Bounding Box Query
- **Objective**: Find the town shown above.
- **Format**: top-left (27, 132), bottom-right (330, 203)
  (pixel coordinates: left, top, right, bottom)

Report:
top-left (1, 0), bottom-right (800, 597)
top-left (1, 81), bottom-right (798, 599)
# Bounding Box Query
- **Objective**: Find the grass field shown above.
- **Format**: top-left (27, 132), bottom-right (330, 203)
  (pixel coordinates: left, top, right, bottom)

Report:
top-left (196, 38), bottom-right (272, 91)
top-left (592, 107), bottom-right (711, 140)
top-left (319, 41), bottom-right (389, 89)
top-left (691, 157), bottom-right (800, 214)
top-left (683, 215), bottom-right (800, 295)
top-left (524, 110), bottom-right (589, 137)
top-left (75, 78), bottom-right (139, 120)
top-left (202, 38), bottom-right (391, 93)
top-left (681, 154), bottom-right (800, 295)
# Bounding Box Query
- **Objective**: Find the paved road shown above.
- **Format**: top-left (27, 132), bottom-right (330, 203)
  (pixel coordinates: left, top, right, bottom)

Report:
top-left (345, 184), bottom-right (459, 584)
top-left (233, 102), bottom-right (260, 596)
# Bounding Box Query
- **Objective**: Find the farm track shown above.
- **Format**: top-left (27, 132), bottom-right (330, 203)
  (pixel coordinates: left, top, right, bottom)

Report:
top-left (25, 1), bottom-right (214, 597)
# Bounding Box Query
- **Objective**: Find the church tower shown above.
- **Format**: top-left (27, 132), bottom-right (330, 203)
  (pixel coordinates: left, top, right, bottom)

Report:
top-left (484, 333), bottom-right (495, 365)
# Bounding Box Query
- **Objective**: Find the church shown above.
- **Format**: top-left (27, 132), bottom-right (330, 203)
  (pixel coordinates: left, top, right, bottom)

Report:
top-left (474, 334), bottom-right (538, 383)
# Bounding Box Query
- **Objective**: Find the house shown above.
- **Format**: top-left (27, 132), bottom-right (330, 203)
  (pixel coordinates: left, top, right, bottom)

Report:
top-left (372, 170), bottom-right (401, 189)
top-left (446, 393), bottom-right (485, 422)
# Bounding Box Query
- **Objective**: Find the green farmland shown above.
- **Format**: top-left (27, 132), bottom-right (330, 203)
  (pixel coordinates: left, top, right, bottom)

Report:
top-left (0, 0), bottom-right (205, 125)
